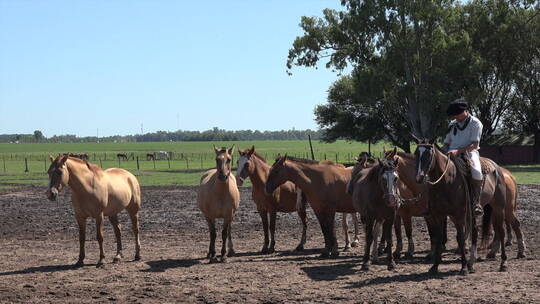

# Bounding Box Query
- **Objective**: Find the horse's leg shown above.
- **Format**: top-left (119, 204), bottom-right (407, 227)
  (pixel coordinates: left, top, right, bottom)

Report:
top-left (403, 215), bottom-right (414, 259)
top-left (227, 220), bottom-right (235, 257)
top-left (393, 215), bottom-right (403, 260)
top-left (127, 205), bottom-right (141, 261)
top-left (315, 211), bottom-right (331, 258)
top-left (328, 212), bottom-right (339, 258)
top-left (384, 218), bottom-right (396, 270)
top-left (442, 216), bottom-right (448, 252)
top-left (351, 213), bottom-right (360, 248)
top-left (95, 213), bottom-right (105, 268)
top-left (259, 211), bottom-right (270, 254)
top-left (108, 215), bottom-right (123, 263)
top-left (371, 220), bottom-right (382, 263)
top-left (295, 199), bottom-right (308, 251)
top-left (456, 220), bottom-right (469, 275)
top-left (425, 217), bottom-right (435, 261)
top-left (342, 213), bottom-right (351, 252)
top-left (361, 217), bottom-right (375, 271)
top-left (505, 217), bottom-right (513, 247)
top-left (428, 216), bottom-right (444, 275)
top-left (468, 211), bottom-right (478, 273)
top-left (220, 218), bottom-right (230, 263)
top-left (509, 212), bottom-right (526, 258)
top-left (75, 214), bottom-right (86, 267)
top-left (493, 210), bottom-right (508, 272)
top-left (206, 217), bottom-right (217, 262)
top-left (268, 211), bottom-right (277, 253)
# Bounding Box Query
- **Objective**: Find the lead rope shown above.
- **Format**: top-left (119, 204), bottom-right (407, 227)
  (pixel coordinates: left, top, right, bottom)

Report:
top-left (427, 155), bottom-right (451, 185)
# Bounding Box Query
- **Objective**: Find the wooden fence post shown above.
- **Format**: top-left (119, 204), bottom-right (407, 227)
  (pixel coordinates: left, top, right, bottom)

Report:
top-left (44, 158), bottom-right (47, 172)
top-left (167, 156), bottom-right (171, 169)
top-left (136, 156), bottom-right (140, 170)
top-left (99, 158), bottom-right (102, 168)
top-left (118, 158), bottom-right (121, 168)
top-left (186, 158), bottom-right (189, 170)
top-left (3, 156), bottom-right (6, 173)
top-left (153, 158), bottom-right (156, 170)
top-left (24, 158), bottom-right (29, 173)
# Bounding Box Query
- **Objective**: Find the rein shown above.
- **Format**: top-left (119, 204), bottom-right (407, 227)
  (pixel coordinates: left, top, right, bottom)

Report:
top-left (426, 152), bottom-right (451, 185)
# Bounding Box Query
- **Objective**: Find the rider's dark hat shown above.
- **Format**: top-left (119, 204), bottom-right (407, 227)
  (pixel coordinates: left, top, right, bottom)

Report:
top-left (446, 98), bottom-right (468, 116)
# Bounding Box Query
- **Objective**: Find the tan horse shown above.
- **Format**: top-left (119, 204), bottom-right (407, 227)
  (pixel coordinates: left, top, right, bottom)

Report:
top-left (45, 154), bottom-right (141, 267)
top-left (236, 146), bottom-right (359, 253)
top-left (198, 145), bottom-right (240, 263)
top-left (265, 156), bottom-right (355, 258)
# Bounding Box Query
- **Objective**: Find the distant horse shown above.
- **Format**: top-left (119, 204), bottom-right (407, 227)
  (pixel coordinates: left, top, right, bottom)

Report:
top-left (198, 145), bottom-right (240, 263)
top-left (146, 153), bottom-right (155, 161)
top-left (349, 156), bottom-right (401, 270)
top-left (117, 153), bottom-right (128, 161)
top-left (414, 138), bottom-right (508, 274)
top-left (265, 155), bottom-right (355, 258)
top-left (67, 153), bottom-right (89, 161)
top-left (45, 154), bottom-right (141, 267)
top-left (236, 146), bottom-right (359, 253)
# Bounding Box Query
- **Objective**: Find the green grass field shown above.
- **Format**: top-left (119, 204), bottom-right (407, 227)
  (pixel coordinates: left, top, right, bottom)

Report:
top-left (0, 140), bottom-right (538, 189)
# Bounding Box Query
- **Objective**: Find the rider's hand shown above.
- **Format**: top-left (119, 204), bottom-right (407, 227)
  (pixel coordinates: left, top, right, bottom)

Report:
top-left (448, 149), bottom-right (460, 156)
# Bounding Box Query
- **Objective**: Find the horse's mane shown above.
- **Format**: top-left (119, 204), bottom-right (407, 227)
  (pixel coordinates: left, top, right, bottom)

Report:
top-left (286, 156), bottom-right (342, 167)
top-left (251, 151), bottom-right (266, 162)
top-left (60, 154), bottom-right (103, 175)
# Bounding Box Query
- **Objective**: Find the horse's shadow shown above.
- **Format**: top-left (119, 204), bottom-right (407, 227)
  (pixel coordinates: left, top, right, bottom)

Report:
top-left (142, 258), bottom-right (204, 272)
top-left (301, 261), bottom-right (358, 281)
top-left (346, 270), bottom-right (459, 288)
top-left (0, 264), bottom-right (76, 276)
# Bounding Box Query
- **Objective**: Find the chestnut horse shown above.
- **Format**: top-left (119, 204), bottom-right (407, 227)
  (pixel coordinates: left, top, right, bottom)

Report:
top-left (349, 157), bottom-right (401, 270)
top-left (198, 145), bottom-right (240, 263)
top-left (414, 139), bottom-right (508, 274)
top-left (236, 146), bottom-right (359, 253)
top-left (265, 156), bottom-right (355, 258)
top-left (46, 154), bottom-right (141, 267)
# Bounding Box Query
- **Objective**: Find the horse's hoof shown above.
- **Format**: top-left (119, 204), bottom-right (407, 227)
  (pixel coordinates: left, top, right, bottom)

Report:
top-left (267, 248), bottom-right (275, 254)
top-left (476, 256), bottom-right (484, 262)
top-left (505, 240), bottom-right (513, 247)
top-left (74, 260), bottom-right (84, 268)
top-left (393, 252), bottom-right (401, 260)
top-left (134, 255), bottom-right (141, 261)
top-left (209, 257), bottom-right (219, 264)
top-left (112, 257), bottom-right (121, 264)
top-left (294, 245), bottom-right (304, 252)
top-left (227, 250), bottom-right (235, 257)
top-left (459, 268), bottom-right (469, 276)
top-left (469, 266), bottom-right (476, 274)
top-left (404, 252), bottom-right (413, 259)
top-left (428, 266), bottom-right (438, 275)
top-left (220, 256), bottom-right (228, 263)
top-left (260, 248), bottom-right (269, 254)
top-left (517, 251), bottom-right (525, 259)
top-left (499, 264), bottom-right (507, 272)
top-left (387, 263), bottom-right (396, 271)
top-left (96, 262), bottom-right (105, 268)
top-left (207, 252), bottom-right (216, 259)
top-left (486, 252), bottom-right (496, 260)
top-left (351, 241), bottom-right (359, 248)
top-left (343, 246), bottom-right (351, 252)
top-left (361, 264), bottom-right (370, 271)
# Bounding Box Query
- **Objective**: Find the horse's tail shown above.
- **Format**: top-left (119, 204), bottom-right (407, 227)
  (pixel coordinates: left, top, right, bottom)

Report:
top-left (480, 204), bottom-right (493, 250)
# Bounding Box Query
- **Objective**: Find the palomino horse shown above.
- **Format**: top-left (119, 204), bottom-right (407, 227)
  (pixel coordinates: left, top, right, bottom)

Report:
top-left (265, 156), bottom-right (355, 258)
top-left (414, 139), bottom-right (508, 274)
top-left (198, 145), bottom-right (240, 263)
top-left (349, 156), bottom-right (401, 270)
top-left (236, 146), bottom-right (359, 253)
top-left (46, 154), bottom-right (142, 267)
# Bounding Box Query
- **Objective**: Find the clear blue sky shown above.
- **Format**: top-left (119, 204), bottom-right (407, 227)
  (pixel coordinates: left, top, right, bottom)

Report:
top-left (0, 1), bottom-right (344, 137)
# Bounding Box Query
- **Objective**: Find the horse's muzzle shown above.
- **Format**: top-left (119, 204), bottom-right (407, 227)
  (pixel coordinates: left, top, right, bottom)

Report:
top-left (235, 175), bottom-right (244, 186)
top-left (217, 173), bottom-right (229, 183)
top-left (46, 188), bottom-right (58, 201)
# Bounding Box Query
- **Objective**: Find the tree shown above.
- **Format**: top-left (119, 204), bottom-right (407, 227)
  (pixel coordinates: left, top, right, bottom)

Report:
top-left (33, 130), bottom-right (44, 142)
top-left (288, 0), bottom-right (474, 141)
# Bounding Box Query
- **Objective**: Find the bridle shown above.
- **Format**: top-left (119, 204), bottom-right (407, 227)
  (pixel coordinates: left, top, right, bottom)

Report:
top-left (418, 144), bottom-right (451, 186)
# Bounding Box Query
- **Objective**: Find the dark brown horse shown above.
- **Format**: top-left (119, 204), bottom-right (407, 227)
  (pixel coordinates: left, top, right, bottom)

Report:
top-left (349, 156), bottom-right (401, 270)
top-left (265, 156), bottom-right (355, 258)
top-left (414, 139), bottom-right (508, 274)
top-left (117, 153), bottom-right (128, 161)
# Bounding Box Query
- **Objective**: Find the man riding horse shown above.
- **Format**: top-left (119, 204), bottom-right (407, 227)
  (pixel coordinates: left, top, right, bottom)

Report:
top-left (443, 97), bottom-right (484, 216)
top-left (422, 97), bottom-right (484, 216)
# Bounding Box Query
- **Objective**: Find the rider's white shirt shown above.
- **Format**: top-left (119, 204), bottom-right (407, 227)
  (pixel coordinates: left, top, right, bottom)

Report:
top-left (444, 115), bottom-right (483, 151)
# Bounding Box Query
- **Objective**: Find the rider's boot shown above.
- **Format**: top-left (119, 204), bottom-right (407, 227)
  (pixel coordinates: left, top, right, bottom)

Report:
top-left (471, 179), bottom-right (484, 216)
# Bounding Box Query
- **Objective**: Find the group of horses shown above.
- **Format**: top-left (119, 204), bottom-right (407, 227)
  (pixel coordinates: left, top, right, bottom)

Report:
top-left (198, 143), bottom-right (526, 275)
top-left (44, 142), bottom-right (526, 275)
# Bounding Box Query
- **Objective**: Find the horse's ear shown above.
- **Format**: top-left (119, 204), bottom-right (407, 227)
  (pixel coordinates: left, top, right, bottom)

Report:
top-left (228, 145), bottom-right (235, 156)
top-left (49, 155), bottom-right (54, 163)
top-left (60, 154), bottom-right (69, 166)
top-left (213, 145), bottom-right (219, 154)
top-left (394, 157), bottom-right (399, 167)
top-left (383, 146), bottom-right (387, 154)
top-left (411, 133), bottom-right (422, 144)
top-left (248, 145), bottom-right (255, 156)
top-left (429, 137), bottom-right (437, 145)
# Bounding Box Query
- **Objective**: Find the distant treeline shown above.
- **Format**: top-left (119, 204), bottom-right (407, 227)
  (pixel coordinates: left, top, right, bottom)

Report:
top-left (0, 128), bottom-right (324, 143)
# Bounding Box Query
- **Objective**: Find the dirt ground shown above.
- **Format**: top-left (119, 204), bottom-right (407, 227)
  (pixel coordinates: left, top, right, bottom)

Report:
top-left (0, 184), bottom-right (539, 304)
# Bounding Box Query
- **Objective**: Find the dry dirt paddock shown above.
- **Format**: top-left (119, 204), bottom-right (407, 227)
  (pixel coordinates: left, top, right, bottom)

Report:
top-left (0, 184), bottom-right (539, 303)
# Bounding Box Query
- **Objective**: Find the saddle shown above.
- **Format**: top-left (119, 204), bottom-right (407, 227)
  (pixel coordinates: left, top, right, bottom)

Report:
top-left (451, 154), bottom-right (496, 178)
